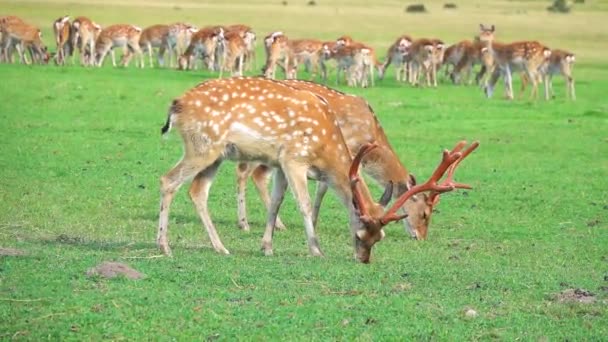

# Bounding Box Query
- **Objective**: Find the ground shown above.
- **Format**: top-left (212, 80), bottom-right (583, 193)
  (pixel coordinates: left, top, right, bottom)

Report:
top-left (0, 0), bottom-right (607, 340)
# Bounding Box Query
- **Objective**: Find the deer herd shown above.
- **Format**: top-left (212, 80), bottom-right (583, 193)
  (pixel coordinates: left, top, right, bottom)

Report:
top-left (2, 14), bottom-right (579, 262)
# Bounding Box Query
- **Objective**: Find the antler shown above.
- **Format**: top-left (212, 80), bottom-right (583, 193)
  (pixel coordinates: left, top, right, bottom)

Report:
top-left (428, 141), bottom-right (480, 205)
top-left (349, 142), bottom-right (378, 217)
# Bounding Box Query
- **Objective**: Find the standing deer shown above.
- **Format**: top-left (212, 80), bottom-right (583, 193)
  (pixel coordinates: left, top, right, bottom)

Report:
top-left (235, 80), bottom-right (479, 239)
top-left (379, 35), bottom-right (413, 82)
top-left (225, 24), bottom-right (256, 71)
top-left (164, 22), bottom-right (198, 68)
top-left (158, 77), bottom-right (479, 262)
top-left (262, 31), bottom-right (293, 79)
top-left (139, 24), bottom-right (169, 67)
top-left (71, 16), bottom-right (101, 66)
top-left (52, 15), bottom-right (72, 65)
top-left (1, 21), bottom-right (48, 64)
top-left (479, 24), bottom-right (551, 100)
top-left (408, 38), bottom-right (435, 87)
top-left (177, 26), bottom-right (223, 71)
top-left (218, 30), bottom-right (247, 77)
top-left (523, 49), bottom-right (576, 100)
top-left (0, 15), bottom-right (26, 63)
top-left (95, 24), bottom-right (144, 68)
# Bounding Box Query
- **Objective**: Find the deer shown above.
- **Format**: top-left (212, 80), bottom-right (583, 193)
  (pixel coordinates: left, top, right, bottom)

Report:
top-left (52, 15), bottom-right (72, 65)
top-left (177, 26), bottom-right (223, 71)
top-left (138, 24), bottom-right (169, 68)
top-left (287, 39), bottom-right (325, 80)
top-left (225, 24), bottom-right (256, 71)
top-left (218, 30), bottom-right (247, 78)
top-left (262, 31), bottom-right (294, 79)
top-left (158, 76), bottom-right (479, 262)
top-left (235, 80), bottom-right (480, 239)
top-left (407, 38), bottom-right (436, 87)
top-left (95, 24), bottom-right (144, 68)
top-left (521, 49), bottom-right (576, 100)
top-left (334, 35), bottom-right (379, 86)
top-left (378, 35), bottom-right (413, 82)
top-left (0, 15), bottom-right (25, 63)
top-left (442, 39), bottom-right (487, 85)
top-left (1, 21), bottom-right (49, 65)
top-left (478, 24), bottom-right (551, 100)
top-left (71, 16), bottom-right (101, 66)
top-left (429, 38), bottom-right (446, 86)
top-left (163, 22), bottom-right (198, 68)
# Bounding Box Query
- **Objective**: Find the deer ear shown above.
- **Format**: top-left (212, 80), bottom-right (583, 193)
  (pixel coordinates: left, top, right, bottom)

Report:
top-left (479, 24), bottom-right (485, 31)
top-left (491, 25), bottom-right (495, 32)
top-left (378, 181), bottom-right (393, 207)
top-left (408, 173), bottom-right (417, 187)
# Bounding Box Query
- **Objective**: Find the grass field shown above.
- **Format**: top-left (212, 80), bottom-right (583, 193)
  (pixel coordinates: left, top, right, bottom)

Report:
top-left (1, 0), bottom-right (608, 340)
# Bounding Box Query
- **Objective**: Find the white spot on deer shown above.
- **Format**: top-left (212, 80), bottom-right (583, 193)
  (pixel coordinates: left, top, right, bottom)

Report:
top-left (321, 129), bottom-right (327, 135)
top-left (210, 96), bottom-right (218, 102)
top-left (303, 137), bottom-right (309, 143)
top-left (194, 100), bottom-right (201, 107)
top-left (332, 134), bottom-right (337, 141)
top-left (222, 94), bottom-right (229, 101)
top-left (248, 107), bottom-right (256, 114)
top-left (253, 117), bottom-right (265, 127)
top-left (238, 113), bottom-right (245, 119)
top-left (278, 123), bottom-right (287, 129)
top-left (212, 124), bottom-right (220, 135)
top-left (268, 93), bottom-right (274, 99)
top-left (232, 92), bottom-right (238, 98)
top-left (258, 96), bottom-right (265, 101)
top-left (305, 127), bottom-right (313, 134)
top-left (211, 110), bottom-right (220, 117)
top-left (288, 110), bottom-right (295, 117)
top-left (300, 150), bottom-right (309, 157)
top-left (241, 92), bottom-right (247, 98)
top-left (312, 135), bottom-right (319, 142)
top-left (204, 106), bottom-right (211, 113)
top-left (290, 120), bottom-right (296, 126)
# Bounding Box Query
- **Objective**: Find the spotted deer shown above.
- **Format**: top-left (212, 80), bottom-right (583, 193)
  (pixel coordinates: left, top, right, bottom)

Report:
top-left (164, 22), bottom-right (198, 68)
top-left (1, 21), bottom-right (48, 64)
top-left (177, 26), bottom-right (223, 71)
top-left (235, 80), bottom-right (480, 239)
top-left (478, 24), bottom-right (551, 100)
top-left (523, 49), bottom-right (576, 100)
top-left (429, 39), bottom-right (446, 86)
top-left (0, 15), bottom-right (25, 63)
top-left (71, 16), bottom-right (101, 66)
top-left (225, 24), bottom-right (256, 71)
top-left (159, 77), bottom-right (478, 262)
top-left (378, 35), bottom-right (413, 82)
top-left (52, 15), bottom-right (72, 65)
top-left (218, 30), bottom-right (247, 77)
top-left (407, 38), bottom-right (435, 86)
top-left (95, 24), bottom-right (144, 68)
top-left (262, 31), bottom-right (294, 79)
top-left (288, 39), bottom-right (325, 80)
top-left (335, 35), bottom-right (379, 86)
top-left (139, 24), bottom-right (169, 67)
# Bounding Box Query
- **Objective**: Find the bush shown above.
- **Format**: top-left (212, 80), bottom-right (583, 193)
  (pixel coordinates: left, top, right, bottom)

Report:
top-left (307, 0), bottom-right (317, 5)
top-left (405, 4), bottom-right (427, 13)
top-left (444, 3), bottom-right (457, 9)
top-left (547, 0), bottom-right (571, 13)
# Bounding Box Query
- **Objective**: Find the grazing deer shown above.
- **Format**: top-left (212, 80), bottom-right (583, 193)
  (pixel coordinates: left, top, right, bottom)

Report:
top-left (225, 24), bottom-right (256, 71)
top-left (164, 22), bottom-right (198, 68)
top-left (442, 39), bottom-right (487, 85)
top-left (408, 38), bottom-right (435, 87)
top-left (522, 49), bottom-right (576, 100)
top-left (95, 24), bottom-right (144, 68)
top-left (177, 26), bottom-right (223, 71)
top-left (478, 24), bottom-right (551, 100)
top-left (379, 35), bottom-right (413, 82)
top-left (289, 39), bottom-right (325, 80)
top-left (158, 77), bottom-right (479, 262)
top-left (326, 44), bottom-right (375, 87)
top-left (1, 21), bottom-right (48, 64)
top-left (218, 30), bottom-right (247, 77)
top-left (52, 15), bottom-right (72, 65)
top-left (139, 24), bottom-right (169, 67)
top-left (262, 31), bottom-right (294, 79)
top-left (71, 16), bottom-right (101, 66)
top-left (236, 80), bottom-right (480, 239)
top-left (335, 35), bottom-right (379, 86)
top-left (0, 15), bottom-right (25, 63)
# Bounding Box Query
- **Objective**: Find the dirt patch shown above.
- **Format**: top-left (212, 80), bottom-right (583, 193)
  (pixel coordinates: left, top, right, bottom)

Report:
top-left (0, 247), bottom-right (27, 256)
top-left (553, 288), bottom-right (596, 304)
top-left (86, 262), bottom-right (145, 280)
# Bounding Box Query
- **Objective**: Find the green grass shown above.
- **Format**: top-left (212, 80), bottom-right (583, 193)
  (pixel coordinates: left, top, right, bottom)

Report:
top-left (1, 0), bottom-right (608, 340)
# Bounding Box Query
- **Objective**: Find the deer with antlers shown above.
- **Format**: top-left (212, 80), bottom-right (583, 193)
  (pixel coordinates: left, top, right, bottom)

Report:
top-left (379, 35), bottom-right (413, 82)
top-left (235, 80), bottom-right (479, 239)
top-left (71, 16), bottom-right (101, 66)
top-left (95, 24), bottom-right (144, 68)
top-left (158, 77), bottom-right (479, 262)
top-left (52, 15), bottom-right (72, 65)
top-left (478, 24), bottom-right (551, 100)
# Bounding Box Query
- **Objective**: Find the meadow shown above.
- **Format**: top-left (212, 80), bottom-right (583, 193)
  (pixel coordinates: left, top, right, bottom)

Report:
top-left (1, 0), bottom-right (608, 340)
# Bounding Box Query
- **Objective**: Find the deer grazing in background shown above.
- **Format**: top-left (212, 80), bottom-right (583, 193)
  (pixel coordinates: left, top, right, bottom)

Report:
top-left (177, 26), bottom-right (223, 71)
top-left (52, 15), bottom-right (72, 65)
top-left (164, 22), bottom-right (198, 68)
top-left (225, 24), bottom-right (256, 71)
top-left (334, 35), bottom-right (378, 87)
top-left (407, 38), bottom-right (435, 87)
top-left (95, 24), bottom-right (144, 68)
top-left (288, 39), bottom-right (325, 80)
top-left (0, 15), bottom-right (26, 63)
top-left (138, 24), bottom-right (169, 68)
top-left (218, 30), bottom-right (247, 77)
top-left (442, 38), bottom-right (487, 85)
top-left (522, 49), bottom-right (576, 100)
top-left (235, 80), bottom-right (479, 239)
top-left (71, 16), bottom-right (101, 66)
top-left (158, 77), bottom-right (479, 262)
top-left (1, 20), bottom-right (49, 64)
top-left (478, 24), bottom-right (551, 100)
top-left (379, 35), bottom-right (413, 82)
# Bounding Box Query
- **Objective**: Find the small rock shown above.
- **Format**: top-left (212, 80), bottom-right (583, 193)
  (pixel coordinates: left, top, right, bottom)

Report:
top-left (86, 262), bottom-right (145, 280)
top-left (464, 308), bottom-right (478, 318)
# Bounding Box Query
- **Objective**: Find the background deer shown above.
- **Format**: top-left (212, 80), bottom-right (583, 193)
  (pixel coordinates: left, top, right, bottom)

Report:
top-left (479, 24), bottom-right (551, 100)
top-left (379, 35), bottom-right (413, 82)
top-left (288, 39), bottom-right (324, 80)
top-left (1, 21), bottom-right (48, 64)
top-left (225, 24), bottom-right (256, 71)
top-left (163, 22), bottom-right (198, 68)
top-left (218, 30), bottom-right (247, 77)
top-left (95, 24), bottom-right (144, 68)
top-left (522, 49), bottom-right (576, 100)
top-left (408, 38), bottom-right (436, 87)
top-left (177, 26), bottom-right (222, 71)
top-left (71, 16), bottom-right (100, 66)
top-left (262, 31), bottom-right (294, 79)
top-left (236, 80), bottom-right (479, 240)
top-left (138, 24), bottom-right (169, 68)
top-left (52, 15), bottom-right (72, 65)
top-left (159, 77), bottom-right (478, 262)
top-left (0, 15), bottom-right (25, 63)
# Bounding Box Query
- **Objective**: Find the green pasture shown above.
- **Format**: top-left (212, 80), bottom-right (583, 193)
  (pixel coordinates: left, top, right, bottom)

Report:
top-left (1, 0), bottom-right (607, 340)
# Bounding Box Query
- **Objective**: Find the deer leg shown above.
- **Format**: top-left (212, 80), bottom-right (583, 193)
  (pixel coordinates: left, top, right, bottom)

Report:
top-left (282, 162), bottom-right (323, 257)
top-left (312, 181), bottom-right (329, 228)
top-left (504, 65), bottom-right (514, 100)
top-left (261, 168), bottom-right (289, 256)
top-left (251, 164), bottom-right (286, 230)
top-left (569, 76), bottom-right (575, 101)
top-left (236, 162), bottom-right (254, 231)
top-left (158, 151), bottom-right (222, 256)
top-left (188, 159), bottom-right (230, 255)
